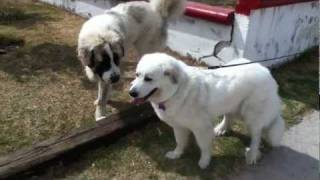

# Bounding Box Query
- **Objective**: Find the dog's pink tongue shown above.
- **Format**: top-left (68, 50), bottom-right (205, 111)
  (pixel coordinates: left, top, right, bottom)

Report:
top-left (132, 98), bottom-right (145, 105)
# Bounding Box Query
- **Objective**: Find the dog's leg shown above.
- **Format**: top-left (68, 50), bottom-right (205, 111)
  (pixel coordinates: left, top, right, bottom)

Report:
top-left (193, 125), bottom-right (213, 169)
top-left (245, 126), bottom-right (262, 165)
top-left (214, 114), bottom-right (234, 136)
top-left (94, 80), bottom-right (111, 121)
top-left (166, 127), bottom-right (190, 160)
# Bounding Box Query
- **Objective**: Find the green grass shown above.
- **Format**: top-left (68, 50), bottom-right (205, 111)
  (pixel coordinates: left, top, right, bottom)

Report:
top-left (0, 0), bottom-right (140, 156)
top-left (0, 1), bottom-right (318, 179)
top-left (272, 49), bottom-right (319, 125)
top-left (193, 0), bottom-right (236, 7)
top-left (0, 5), bottom-right (34, 22)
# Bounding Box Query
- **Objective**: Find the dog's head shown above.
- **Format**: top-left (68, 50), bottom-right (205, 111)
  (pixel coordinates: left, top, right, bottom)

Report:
top-left (77, 39), bottom-right (124, 84)
top-left (129, 53), bottom-right (182, 104)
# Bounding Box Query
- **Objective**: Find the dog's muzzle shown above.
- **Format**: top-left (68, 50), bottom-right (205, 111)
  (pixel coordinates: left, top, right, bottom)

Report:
top-left (130, 88), bottom-right (158, 105)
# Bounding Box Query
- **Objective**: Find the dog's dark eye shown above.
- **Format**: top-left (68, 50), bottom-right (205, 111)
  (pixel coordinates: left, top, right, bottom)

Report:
top-left (136, 73), bottom-right (140, 77)
top-left (144, 77), bottom-right (153, 82)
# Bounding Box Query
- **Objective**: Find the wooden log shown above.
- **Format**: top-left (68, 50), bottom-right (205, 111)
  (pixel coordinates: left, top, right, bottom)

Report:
top-left (0, 104), bottom-right (155, 179)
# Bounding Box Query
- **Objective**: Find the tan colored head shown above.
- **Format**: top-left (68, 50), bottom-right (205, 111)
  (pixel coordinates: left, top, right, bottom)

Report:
top-left (77, 37), bottom-right (124, 84)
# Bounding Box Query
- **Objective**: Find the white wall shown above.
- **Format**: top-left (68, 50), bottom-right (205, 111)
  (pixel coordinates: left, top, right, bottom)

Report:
top-left (167, 16), bottom-right (232, 66)
top-left (232, 1), bottom-right (319, 66)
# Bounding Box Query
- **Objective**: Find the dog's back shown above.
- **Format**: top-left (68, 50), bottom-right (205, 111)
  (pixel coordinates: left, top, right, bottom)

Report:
top-left (179, 58), bottom-right (280, 120)
top-left (111, 0), bottom-right (186, 54)
top-left (183, 57), bottom-right (284, 150)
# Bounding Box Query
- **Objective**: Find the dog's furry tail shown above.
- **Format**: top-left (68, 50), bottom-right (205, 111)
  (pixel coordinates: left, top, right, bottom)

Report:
top-left (267, 115), bottom-right (285, 147)
top-left (150, 0), bottom-right (186, 19)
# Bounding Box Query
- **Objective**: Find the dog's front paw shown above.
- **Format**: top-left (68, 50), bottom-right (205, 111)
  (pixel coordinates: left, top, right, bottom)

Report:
top-left (95, 105), bottom-right (107, 122)
top-left (214, 124), bottom-right (227, 136)
top-left (94, 99), bottom-right (100, 106)
top-left (165, 151), bottom-right (181, 160)
top-left (245, 147), bottom-right (261, 165)
top-left (95, 116), bottom-right (107, 121)
top-left (198, 156), bottom-right (211, 169)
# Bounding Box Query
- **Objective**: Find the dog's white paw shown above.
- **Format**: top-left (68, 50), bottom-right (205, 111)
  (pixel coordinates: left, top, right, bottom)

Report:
top-left (214, 125), bottom-right (227, 136)
top-left (245, 147), bottom-right (261, 165)
top-left (95, 116), bottom-right (106, 121)
top-left (95, 102), bottom-right (107, 121)
top-left (94, 99), bottom-right (111, 106)
top-left (165, 151), bottom-right (181, 160)
top-left (94, 99), bottom-right (100, 106)
top-left (198, 157), bottom-right (211, 169)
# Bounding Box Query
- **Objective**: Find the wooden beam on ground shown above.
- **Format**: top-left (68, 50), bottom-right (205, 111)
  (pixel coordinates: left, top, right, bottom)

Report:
top-left (0, 104), bottom-right (155, 179)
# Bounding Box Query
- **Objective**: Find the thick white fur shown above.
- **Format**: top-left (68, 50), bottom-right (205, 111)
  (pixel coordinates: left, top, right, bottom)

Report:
top-left (150, 0), bottom-right (186, 19)
top-left (130, 53), bottom-right (285, 169)
top-left (78, 0), bottom-right (186, 121)
top-left (78, 0), bottom-right (186, 57)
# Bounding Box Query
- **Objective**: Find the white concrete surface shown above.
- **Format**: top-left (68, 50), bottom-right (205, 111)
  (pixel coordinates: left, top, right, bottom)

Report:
top-left (41, 0), bottom-right (118, 17)
top-left (227, 111), bottom-right (319, 180)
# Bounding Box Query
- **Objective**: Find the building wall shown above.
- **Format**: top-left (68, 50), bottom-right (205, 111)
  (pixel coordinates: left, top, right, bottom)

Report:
top-left (167, 16), bottom-right (232, 66)
top-left (242, 1), bottom-right (319, 66)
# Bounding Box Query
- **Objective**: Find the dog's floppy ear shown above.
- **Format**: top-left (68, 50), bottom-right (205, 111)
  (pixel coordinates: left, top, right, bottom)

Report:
top-left (164, 63), bottom-right (179, 84)
top-left (78, 47), bottom-right (94, 67)
top-left (109, 40), bottom-right (125, 58)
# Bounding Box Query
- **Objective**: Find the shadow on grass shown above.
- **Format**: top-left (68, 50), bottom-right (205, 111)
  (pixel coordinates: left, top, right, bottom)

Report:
top-left (0, 3), bottom-right (55, 29)
top-left (14, 121), bottom-right (318, 180)
top-left (272, 48), bottom-right (319, 110)
top-left (0, 33), bottom-right (25, 48)
top-left (134, 129), bottom-right (243, 179)
top-left (131, 127), bottom-right (276, 179)
top-left (107, 99), bottom-right (133, 110)
top-left (14, 118), bottom-right (317, 180)
top-left (0, 42), bottom-right (82, 82)
top-left (10, 105), bottom-right (156, 180)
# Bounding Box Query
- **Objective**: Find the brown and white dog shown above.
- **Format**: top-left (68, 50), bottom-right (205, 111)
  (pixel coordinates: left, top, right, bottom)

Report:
top-left (77, 0), bottom-right (186, 121)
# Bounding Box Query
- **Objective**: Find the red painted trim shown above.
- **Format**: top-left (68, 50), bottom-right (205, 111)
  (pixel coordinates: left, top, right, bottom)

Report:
top-left (259, 0), bottom-right (316, 8)
top-left (236, 0), bottom-right (317, 15)
top-left (235, 0), bottom-right (259, 15)
top-left (185, 2), bottom-right (234, 25)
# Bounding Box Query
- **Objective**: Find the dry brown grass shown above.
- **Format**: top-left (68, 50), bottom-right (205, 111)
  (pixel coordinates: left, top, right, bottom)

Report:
top-left (0, 0), bottom-right (112, 155)
top-left (0, 0), bottom-right (200, 156)
top-left (0, 1), bottom-right (318, 179)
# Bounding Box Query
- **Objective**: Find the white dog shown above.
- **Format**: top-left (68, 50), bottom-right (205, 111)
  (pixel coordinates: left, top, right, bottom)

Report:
top-left (129, 53), bottom-right (285, 169)
top-left (77, 0), bottom-right (186, 121)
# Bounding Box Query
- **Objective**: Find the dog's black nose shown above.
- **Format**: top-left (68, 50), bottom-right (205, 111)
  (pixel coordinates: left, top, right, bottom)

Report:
top-left (110, 73), bottom-right (120, 83)
top-left (129, 89), bottom-right (138, 98)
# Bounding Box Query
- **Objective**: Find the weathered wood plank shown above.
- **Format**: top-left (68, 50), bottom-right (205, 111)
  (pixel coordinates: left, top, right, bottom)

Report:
top-left (0, 104), bottom-right (155, 179)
